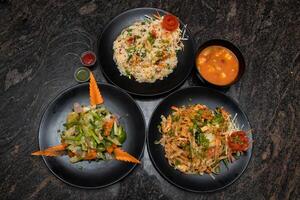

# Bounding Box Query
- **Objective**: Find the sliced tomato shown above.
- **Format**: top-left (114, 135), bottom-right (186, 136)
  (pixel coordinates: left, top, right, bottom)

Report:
top-left (161, 14), bottom-right (179, 31)
top-left (228, 131), bottom-right (249, 152)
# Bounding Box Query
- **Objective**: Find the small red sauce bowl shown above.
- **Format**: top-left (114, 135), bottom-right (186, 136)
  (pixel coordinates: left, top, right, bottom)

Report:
top-left (80, 51), bottom-right (97, 67)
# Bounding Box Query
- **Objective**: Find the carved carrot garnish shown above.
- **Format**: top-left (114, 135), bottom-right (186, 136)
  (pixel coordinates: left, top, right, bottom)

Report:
top-left (31, 151), bottom-right (64, 157)
top-left (114, 147), bottom-right (140, 164)
top-left (31, 144), bottom-right (67, 156)
top-left (89, 72), bottom-right (104, 106)
top-left (44, 143), bottom-right (67, 151)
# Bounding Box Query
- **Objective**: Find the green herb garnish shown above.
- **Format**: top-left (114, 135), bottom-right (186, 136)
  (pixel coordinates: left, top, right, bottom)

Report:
top-left (147, 33), bottom-right (155, 45)
top-left (196, 133), bottom-right (209, 150)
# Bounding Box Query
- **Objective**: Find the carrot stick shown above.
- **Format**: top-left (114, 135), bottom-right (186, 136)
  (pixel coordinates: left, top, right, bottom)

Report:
top-left (106, 146), bottom-right (114, 154)
top-left (84, 149), bottom-right (97, 160)
top-left (89, 72), bottom-right (104, 106)
top-left (103, 117), bottom-right (115, 136)
top-left (106, 144), bottom-right (117, 154)
top-left (113, 148), bottom-right (140, 164)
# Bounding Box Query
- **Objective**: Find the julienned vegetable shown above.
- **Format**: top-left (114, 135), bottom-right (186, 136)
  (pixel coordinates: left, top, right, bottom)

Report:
top-left (32, 72), bottom-right (140, 164)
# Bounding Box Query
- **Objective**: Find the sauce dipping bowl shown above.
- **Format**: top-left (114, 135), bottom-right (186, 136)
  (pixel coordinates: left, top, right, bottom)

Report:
top-left (80, 51), bottom-right (97, 67)
top-left (195, 39), bottom-right (245, 88)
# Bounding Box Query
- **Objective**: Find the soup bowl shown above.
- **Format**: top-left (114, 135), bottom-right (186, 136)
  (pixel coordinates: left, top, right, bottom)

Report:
top-left (195, 39), bottom-right (245, 88)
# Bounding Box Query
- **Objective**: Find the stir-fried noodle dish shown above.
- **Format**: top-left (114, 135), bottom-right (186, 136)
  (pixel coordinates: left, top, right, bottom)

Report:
top-left (157, 104), bottom-right (250, 177)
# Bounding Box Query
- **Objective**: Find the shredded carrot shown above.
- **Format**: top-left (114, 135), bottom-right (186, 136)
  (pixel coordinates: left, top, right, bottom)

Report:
top-left (89, 72), bottom-right (104, 106)
top-left (113, 148), bottom-right (140, 164)
top-left (156, 10), bottom-right (161, 18)
top-left (227, 150), bottom-right (234, 162)
top-left (153, 10), bottom-right (161, 19)
top-left (104, 117), bottom-right (115, 136)
top-left (84, 149), bottom-right (97, 160)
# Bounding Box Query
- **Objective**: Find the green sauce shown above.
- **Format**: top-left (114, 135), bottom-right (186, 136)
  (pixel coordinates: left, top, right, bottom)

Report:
top-left (75, 67), bottom-right (90, 82)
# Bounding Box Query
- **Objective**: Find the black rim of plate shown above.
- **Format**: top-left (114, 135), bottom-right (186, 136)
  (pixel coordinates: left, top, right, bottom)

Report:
top-left (38, 82), bottom-right (146, 189)
top-left (97, 7), bottom-right (195, 97)
top-left (147, 86), bottom-right (253, 193)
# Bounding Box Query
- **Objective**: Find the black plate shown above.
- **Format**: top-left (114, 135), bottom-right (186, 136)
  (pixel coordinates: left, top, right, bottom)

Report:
top-left (38, 83), bottom-right (146, 188)
top-left (98, 7), bottom-right (195, 96)
top-left (147, 86), bottom-right (253, 192)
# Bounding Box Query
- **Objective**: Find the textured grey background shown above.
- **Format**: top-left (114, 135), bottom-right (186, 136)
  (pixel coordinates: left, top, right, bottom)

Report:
top-left (0, 0), bottom-right (299, 199)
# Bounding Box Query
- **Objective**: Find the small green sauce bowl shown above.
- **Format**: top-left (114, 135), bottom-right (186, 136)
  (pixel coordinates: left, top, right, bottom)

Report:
top-left (74, 67), bottom-right (90, 83)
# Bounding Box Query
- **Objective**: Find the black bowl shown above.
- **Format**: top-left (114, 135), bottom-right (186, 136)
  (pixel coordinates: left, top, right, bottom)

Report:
top-left (97, 7), bottom-right (195, 96)
top-left (147, 86), bottom-right (253, 192)
top-left (195, 39), bottom-right (245, 88)
top-left (38, 83), bottom-right (146, 188)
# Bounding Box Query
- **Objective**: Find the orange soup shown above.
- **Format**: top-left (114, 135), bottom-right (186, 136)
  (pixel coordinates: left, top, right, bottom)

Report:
top-left (196, 46), bottom-right (239, 86)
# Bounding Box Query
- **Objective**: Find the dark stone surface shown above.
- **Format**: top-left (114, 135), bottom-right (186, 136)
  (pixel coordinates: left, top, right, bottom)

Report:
top-left (0, 0), bottom-right (299, 199)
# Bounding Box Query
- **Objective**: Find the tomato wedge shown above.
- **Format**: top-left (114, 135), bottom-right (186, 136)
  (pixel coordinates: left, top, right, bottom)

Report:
top-left (228, 131), bottom-right (249, 152)
top-left (161, 14), bottom-right (179, 31)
